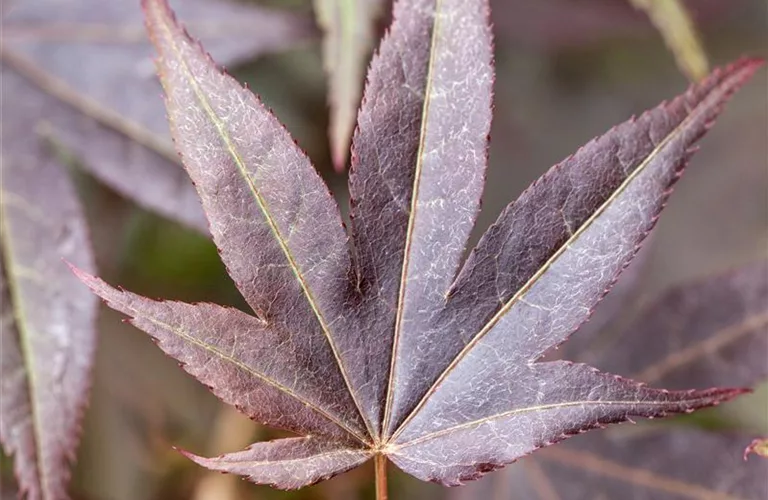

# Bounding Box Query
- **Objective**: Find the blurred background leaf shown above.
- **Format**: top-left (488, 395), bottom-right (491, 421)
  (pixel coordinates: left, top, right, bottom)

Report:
top-left (313, 0), bottom-right (386, 171)
top-left (629, 0), bottom-right (709, 80)
top-left (1, 68), bottom-right (98, 499)
top-left (1, 0), bottom-right (765, 498)
top-left (1, 0), bottom-right (314, 231)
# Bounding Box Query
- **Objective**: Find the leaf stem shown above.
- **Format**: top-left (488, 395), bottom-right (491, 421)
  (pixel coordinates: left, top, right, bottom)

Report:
top-left (374, 454), bottom-right (388, 500)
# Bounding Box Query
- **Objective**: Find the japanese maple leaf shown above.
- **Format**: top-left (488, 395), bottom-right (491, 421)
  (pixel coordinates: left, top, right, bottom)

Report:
top-left (74, 0), bottom-right (762, 489)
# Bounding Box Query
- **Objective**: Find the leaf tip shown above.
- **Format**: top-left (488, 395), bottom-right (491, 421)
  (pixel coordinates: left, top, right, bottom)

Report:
top-left (68, 265), bottom-right (128, 310)
top-left (141, 0), bottom-right (181, 55)
top-left (140, 0), bottom-right (171, 19)
top-left (177, 447), bottom-right (215, 468)
top-left (67, 261), bottom-right (95, 286)
top-left (331, 145), bottom-right (349, 173)
top-left (724, 56), bottom-right (764, 78)
top-left (744, 438), bottom-right (768, 461)
top-left (699, 386), bottom-right (751, 407)
top-left (706, 56), bottom-right (765, 97)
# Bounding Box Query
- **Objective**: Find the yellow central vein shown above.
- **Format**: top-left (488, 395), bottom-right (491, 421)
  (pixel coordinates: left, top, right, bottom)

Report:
top-left (382, 0), bottom-right (443, 440)
top-left (127, 303), bottom-right (370, 445)
top-left (390, 397), bottom-right (716, 449)
top-left (202, 447), bottom-right (372, 467)
top-left (154, 8), bottom-right (375, 442)
top-left (539, 446), bottom-right (742, 500)
top-left (390, 87), bottom-right (710, 443)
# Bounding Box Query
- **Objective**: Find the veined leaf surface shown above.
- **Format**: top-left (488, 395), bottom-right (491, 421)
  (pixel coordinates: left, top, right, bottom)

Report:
top-left (452, 262), bottom-right (768, 498)
top-left (183, 437), bottom-right (371, 489)
top-left (77, 0), bottom-right (762, 489)
top-left (348, 0), bottom-right (494, 438)
top-left (594, 261), bottom-right (768, 388)
top-left (387, 57), bottom-right (762, 440)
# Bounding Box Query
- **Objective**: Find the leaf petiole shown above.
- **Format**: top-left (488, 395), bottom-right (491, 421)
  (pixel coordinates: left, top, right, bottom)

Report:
top-left (375, 454), bottom-right (388, 500)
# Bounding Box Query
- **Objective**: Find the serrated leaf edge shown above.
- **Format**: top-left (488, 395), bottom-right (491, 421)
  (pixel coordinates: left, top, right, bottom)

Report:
top-left (143, 0), bottom-right (375, 443)
top-left (390, 59), bottom-right (760, 442)
top-left (382, 0), bottom-right (444, 440)
top-left (388, 388), bottom-right (746, 450)
top-left (71, 267), bottom-right (370, 444)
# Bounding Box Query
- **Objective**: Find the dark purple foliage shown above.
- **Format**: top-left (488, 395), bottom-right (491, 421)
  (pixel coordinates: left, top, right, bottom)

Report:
top-left (453, 262), bottom-right (768, 498)
top-left (75, 0), bottom-right (762, 490)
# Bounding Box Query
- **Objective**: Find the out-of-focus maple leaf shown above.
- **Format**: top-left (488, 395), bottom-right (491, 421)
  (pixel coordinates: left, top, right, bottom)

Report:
top-left (313, 0), bottom-right (386, 171)
top-left (552, 239), bottom-right (653, 363)
top-left (0, 0), bottom-right (313, 232)
top-left (453, 429), bottom-right (767, 500)
top-left (629, 0), bottom-right (709, 81)
top-left (0, 67), bottom-right (98, 500)
top-left (453, 261), bottom-right (768, 499)
top-left (592, 260), bottom-right (768, 388)
top-left (74, 0), bottom-right (761, 491)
